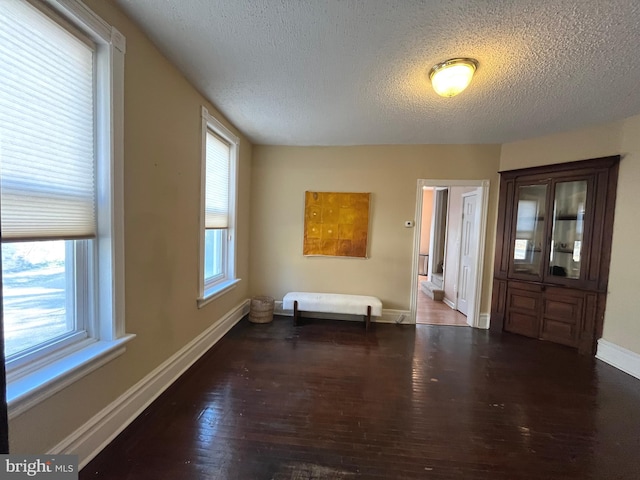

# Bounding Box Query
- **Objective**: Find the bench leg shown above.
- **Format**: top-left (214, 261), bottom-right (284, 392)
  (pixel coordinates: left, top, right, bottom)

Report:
top-left (293, 300), bottom-right (299, 326)
top-left (365, 305), bottom-right (371, 331)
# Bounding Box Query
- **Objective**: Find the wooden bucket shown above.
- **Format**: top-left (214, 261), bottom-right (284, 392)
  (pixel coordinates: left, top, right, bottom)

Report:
top-left (249, 296), bottom-right (274, 323)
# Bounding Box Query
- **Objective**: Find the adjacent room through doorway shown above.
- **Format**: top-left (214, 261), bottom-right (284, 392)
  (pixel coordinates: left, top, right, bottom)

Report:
top-left (411, 180), bottom-right (489, 328)
top-left (416, 274), bottom-right (468, 325)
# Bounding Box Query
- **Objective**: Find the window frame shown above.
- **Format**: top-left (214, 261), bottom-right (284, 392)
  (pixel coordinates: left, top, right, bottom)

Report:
top-left (203, 228), bottom-right (227, 284)
top-left (198, 106), bottom-right (240, 307)
top-left (3, 0), bottom-right (133, 419)
top-left (3, 240), bottom-right (92, 375)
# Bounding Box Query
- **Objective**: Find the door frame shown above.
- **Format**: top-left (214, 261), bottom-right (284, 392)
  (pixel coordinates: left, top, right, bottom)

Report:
top-left (411, 179), bottom-right (490, 328)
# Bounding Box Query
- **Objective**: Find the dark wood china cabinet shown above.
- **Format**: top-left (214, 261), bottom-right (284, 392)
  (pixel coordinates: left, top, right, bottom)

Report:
top-left (491, 156), bottom-right (620, 354)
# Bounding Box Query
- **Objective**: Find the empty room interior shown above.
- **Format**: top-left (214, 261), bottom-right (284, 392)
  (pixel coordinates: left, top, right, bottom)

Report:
top-left (1, 0), bottom-right (640, 478)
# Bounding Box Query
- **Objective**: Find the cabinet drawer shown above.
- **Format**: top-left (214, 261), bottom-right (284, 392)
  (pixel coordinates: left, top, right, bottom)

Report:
top-left (540, 291), bottom-right (584, 347)
top-left (505, 286), bottom-right (542, 338)
top-left (505, 311), bottom-right (539, 338)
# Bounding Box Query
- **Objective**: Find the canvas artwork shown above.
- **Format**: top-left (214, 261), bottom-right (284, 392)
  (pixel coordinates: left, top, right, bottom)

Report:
top-left (303, 191), bottom-right (370, 258)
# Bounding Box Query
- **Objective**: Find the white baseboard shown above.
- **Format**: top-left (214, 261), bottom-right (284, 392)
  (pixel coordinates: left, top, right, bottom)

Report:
top-left (477, 313), bottom-right (490, 329)
top-left (381, 309), bottom-right (413, 324)
top-left (442, 298), bottom-right (455, 310)
top-left (274, 301), bottom-right (412, 324)
top-left (50, 299), bottom-right (250, 469)
top-left (273, 300), bottom-right (286, 315)
top-left (596, 339), bottom-right (640, 381)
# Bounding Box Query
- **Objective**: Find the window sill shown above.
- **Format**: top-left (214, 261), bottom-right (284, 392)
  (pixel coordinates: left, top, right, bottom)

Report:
top-left (197, 278), bottom-right (241, 309)
top-left (7, 334), bottom-right (136, 419)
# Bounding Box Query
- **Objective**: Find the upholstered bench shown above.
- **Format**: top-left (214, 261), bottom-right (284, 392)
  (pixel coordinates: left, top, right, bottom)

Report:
top-left (282, 292), bottom-right (383, 330)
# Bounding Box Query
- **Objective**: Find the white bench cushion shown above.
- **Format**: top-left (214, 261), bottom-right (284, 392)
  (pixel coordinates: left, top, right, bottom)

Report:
top-left (283, 292), bottom-right (382, 317)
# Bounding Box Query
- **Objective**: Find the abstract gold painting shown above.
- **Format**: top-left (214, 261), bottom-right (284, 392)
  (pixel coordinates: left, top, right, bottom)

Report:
top-left (303, 191), bottom-right (370, 257)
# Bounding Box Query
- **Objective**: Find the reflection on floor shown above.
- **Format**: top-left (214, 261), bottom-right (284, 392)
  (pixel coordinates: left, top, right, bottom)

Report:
top-left (81, 317), bottom-right (640, 479)
top-left (416, 276), bottom-right (468, 326)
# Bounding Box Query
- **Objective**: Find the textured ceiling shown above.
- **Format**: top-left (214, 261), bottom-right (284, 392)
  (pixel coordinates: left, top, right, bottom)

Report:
top-left (115, 0), bottom-right (640, 145)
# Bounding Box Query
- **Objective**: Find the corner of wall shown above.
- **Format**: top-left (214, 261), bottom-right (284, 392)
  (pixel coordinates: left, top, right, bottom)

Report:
top-left (596, 339), bottom-right (640, 381)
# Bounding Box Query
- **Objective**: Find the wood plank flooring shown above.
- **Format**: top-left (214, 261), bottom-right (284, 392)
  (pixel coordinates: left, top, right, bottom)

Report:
top-left (416, 280), bottom-right (468, 326)
top-left (81, 316), bottom-right (640, 479)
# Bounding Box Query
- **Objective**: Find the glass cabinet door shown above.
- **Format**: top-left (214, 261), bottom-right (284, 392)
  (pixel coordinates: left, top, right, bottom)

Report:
top-left (548, 180), bottom-right (588, 280)
top-left (510, 184), bottom-right (547, 278)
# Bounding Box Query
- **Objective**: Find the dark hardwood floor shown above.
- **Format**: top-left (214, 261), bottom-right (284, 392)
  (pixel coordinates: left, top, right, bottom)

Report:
top-left (81, 316), bottom-right (640, 479)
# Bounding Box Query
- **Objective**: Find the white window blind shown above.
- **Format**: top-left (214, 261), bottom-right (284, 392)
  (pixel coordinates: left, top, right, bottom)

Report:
top-left (0, 0), bottom-right (96, 241)
top-left (205, 130), bottom-right (230, 229)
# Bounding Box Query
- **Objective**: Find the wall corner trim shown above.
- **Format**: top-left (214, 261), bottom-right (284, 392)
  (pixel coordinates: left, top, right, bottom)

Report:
top-left (596, 338), bottom-right (640, 381)
top-left (49, 299), bottom-right (251, 469)
top-left (477, 313), bottom-right (490, 330)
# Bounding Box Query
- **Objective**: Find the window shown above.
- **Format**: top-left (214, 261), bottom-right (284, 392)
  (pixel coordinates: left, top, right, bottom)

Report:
top-left (0, 0), bottom-right (131, 416)
top-left (198, 107), bottom-right (239, 306)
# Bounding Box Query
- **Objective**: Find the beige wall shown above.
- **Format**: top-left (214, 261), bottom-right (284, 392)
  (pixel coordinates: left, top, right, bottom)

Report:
top-left (250, 145), bottom-right (501, 311)
top-left (603, 115), bottom-right (640, 353)
top-left (500, 121), bottom-right (623, 170)
top-left (9, 0), bottom-right (253, 453)
top-left (500, 114), bottom-right (640, 355)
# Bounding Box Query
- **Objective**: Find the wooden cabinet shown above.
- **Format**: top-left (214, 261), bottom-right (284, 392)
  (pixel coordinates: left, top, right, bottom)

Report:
top-left (491, 156), bottom-right (619, 354)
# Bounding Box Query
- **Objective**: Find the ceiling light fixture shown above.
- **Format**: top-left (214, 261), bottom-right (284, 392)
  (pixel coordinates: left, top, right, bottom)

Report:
top-left (429, 58), bottom-right (478, 98)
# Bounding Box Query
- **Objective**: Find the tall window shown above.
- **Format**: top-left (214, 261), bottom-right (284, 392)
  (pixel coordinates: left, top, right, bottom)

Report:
top-left (0, 0), bottom-right (128, 412)
top-left (199, 107), bottom-right (238, 305)
top-left (1, 0), bottom-right (95, 365)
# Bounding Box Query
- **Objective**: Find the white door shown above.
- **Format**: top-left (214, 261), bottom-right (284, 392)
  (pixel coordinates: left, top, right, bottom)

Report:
top-left (457, 192), bottom-right (479, 317)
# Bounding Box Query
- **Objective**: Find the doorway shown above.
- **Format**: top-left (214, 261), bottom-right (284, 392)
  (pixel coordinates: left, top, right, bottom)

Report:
top-left (411, 180), bottom-right (489, 328)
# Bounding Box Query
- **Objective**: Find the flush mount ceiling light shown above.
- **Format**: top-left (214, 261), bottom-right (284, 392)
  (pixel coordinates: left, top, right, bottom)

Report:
top-left (429, 58), bottom-right (478, 98)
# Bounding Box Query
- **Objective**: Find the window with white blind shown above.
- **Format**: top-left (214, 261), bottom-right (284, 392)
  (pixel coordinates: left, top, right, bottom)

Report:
top-left (0, 0), bottom-right (131, 415)
top-left (198, 107), bottom-right (239, 306)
